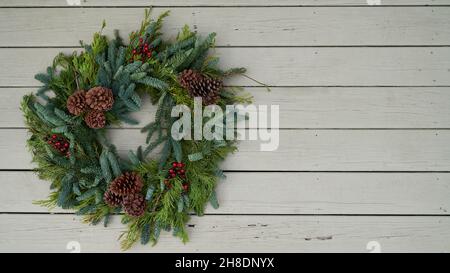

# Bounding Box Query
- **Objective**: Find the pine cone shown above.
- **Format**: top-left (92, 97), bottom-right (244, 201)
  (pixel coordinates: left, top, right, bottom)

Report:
top-left (84, 110), bottom-right (106, 129)
top-left (123, 193), bottom-right (147, 217)
top-left (66, 90), bottom-right (87, 116)
top-left (109, 172), bottom-right (144, 196)
top-left (179, 69), bottom-right (203, 90)
top-left (178, 69), bottom-right (223, 105)
top-left (196, 77), bottom-right (223, 105)
top-left (85, 86), bottom-right (114, 111)
top-left (103, 190), bottom-right (123, 207)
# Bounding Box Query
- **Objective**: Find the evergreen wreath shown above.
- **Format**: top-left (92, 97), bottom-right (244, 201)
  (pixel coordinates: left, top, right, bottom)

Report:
top-left (21, 10), bottom-right (254, 250)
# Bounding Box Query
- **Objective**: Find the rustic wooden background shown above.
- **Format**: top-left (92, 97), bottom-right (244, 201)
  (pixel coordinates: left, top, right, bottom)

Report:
top-left (1, 0), bottom-right (450, 252)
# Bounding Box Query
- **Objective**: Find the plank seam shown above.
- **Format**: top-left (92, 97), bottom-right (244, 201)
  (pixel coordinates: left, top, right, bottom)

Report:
top-left (1, 5), bottom-right (450, 8)
top-left (4, 127), bottom-right (450, 130)
top-left (6, 86), bottom-right (450, 88)
top-left (4, 46), bottom-right (450, 48)
top-left (1, 212), bottom-right (449, 216)
top-left (4, 169), bottom-right (450, 173)
top-left (5, 85), bottom-right (450, 88)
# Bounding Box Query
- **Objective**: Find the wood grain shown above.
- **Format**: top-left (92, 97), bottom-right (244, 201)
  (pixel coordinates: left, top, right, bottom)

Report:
top-left (1, 214), bottom-right (449, 252)
top-left (1, 3), bottom-right (450, 252)
top-left (1, 7), bottom-right (449, 46)
top-left (0, 0), bottom-right (448, 7)
top-left (4, 87), bottom-right (450, 129)
top-left (2, 47), bottom-right (450, 87)
top-left (2, 171), bottom-right (449, 215)
top-left (2, 129), bottom-right (450, 171)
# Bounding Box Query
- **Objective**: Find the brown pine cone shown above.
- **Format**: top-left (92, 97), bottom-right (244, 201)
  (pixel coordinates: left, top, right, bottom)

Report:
top-left (103, 190), bottom-right (123, 207)
top-left (84, 110), bottom-right (106, 129)
top-left (66, 90), bottom-right (87, 116)
top-left (178, 69), bottom-right (203, 90)
top-left (123, 193), bottom-right (147, 217)
top-left (109, 172), bottom-right (144, 196)
top-left (85, 86), bottom-right (114, 111)
top-left (197, 77), bottom-right (223, 105)
top-left (178, 69), bottom-right (223, 105)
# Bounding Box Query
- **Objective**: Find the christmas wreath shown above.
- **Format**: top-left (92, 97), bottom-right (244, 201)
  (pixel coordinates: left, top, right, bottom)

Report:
top-left (21, 10), bottom-right (253, 250)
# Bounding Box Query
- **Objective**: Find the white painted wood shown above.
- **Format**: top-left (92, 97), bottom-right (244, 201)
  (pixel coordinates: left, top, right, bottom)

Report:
top-left (1, 214), bottom-right (449, 252)
top-left (1, 7), bottom-right (449, 46)
top-left (2, 48), bottom-right (450, 87)
top-left (4, 87), bottom-right (450, 129)
top-left (0, 0), bottom-right (448, 7)
top-left (2, 129), bottom-right (450, 171)
top-left (1, 2), bottom-right (450, 253)
top-left (2, 171), bottom-right (450, 215)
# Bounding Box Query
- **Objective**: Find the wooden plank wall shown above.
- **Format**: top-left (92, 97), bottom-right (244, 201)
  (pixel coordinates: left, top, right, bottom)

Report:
top-left (1, 0), bottom-right (450, 252)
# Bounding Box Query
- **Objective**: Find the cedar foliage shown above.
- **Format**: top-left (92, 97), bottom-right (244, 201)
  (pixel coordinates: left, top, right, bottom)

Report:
top-left (22, 9), bottom-right (253, 250)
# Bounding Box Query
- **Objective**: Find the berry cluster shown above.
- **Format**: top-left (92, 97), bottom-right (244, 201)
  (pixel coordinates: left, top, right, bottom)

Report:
top-left (164, 162), bottom-right (190, 192)
top-left (129, 37), bottom-right (153, 62)
top-left (46, 134), bottom-right (70, 157)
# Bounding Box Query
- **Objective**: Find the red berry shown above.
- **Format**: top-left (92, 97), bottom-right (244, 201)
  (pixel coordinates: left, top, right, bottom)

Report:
top-left (179, 169), bottom-right (185, 174)
top-left (64, 143), bottom-right (69, 148)
top-left (177, 163), bottom-right (183, 168)
top-left (47, 140), bottom-right (52, 144)
top-left (182, 184), bottom-right (189, 191)
top-left (171, 173), bottom-right (176, 178)
top-left (139, 37), bottom-right (143, 43)
top-left (169, 169), bottom-right (175, 174)
top-left (147, 52), bottom-right (152, 58)
top-left (172, 162), bottom-right (177, 168)
top-left (55, 142), bottom-right (60, 146)
top-left (132, 49), bottom-right (137, 54)
top-left (52, 134), bottom-right (57, 139)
